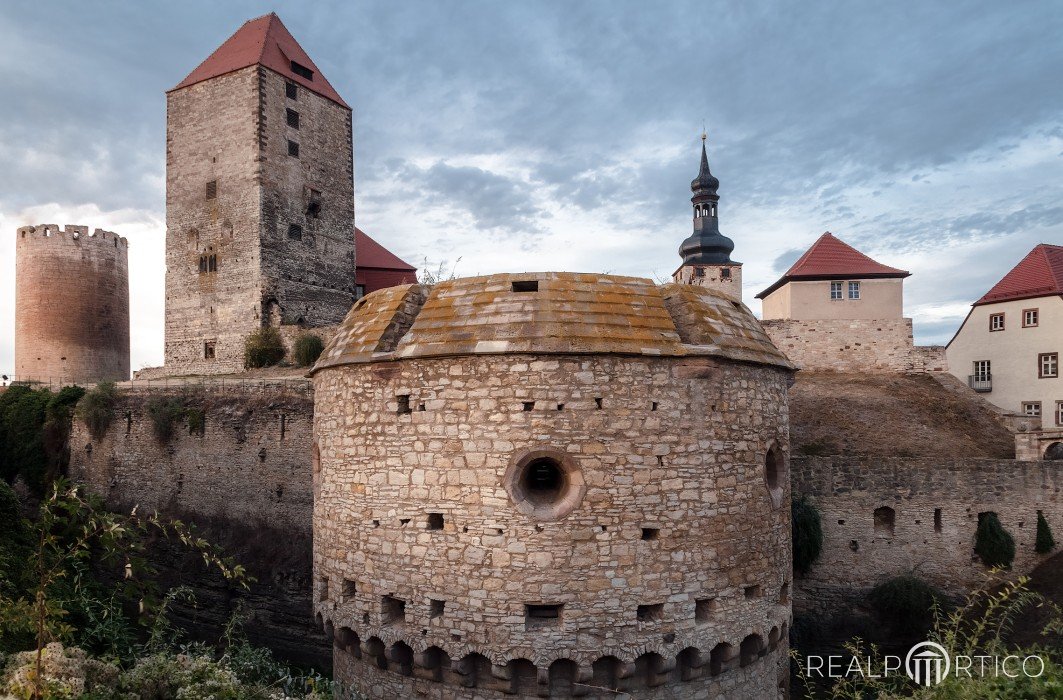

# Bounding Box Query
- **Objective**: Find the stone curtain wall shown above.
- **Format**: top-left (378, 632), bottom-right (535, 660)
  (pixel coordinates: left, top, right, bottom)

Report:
top-left (313, 354), bottom-right (792, 699)
top-left (791, 456), bottom-right (1063, 613)
top-left (69, 391), bottom-right (313, 529)
top-left (67, 389), bottom-right (327, 666)
top-left (15, 224), bottom-right (129, 383)
top-left (761, 318), bottom-right (947, 373)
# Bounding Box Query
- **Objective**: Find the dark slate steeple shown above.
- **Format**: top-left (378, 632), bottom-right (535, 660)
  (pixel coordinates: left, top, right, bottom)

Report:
top-left (678, 135), bottom-right (737, 265)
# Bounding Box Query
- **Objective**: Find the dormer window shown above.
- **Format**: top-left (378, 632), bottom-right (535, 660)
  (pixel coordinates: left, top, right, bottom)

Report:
top-left (290, 60), bottom-right (314, 81)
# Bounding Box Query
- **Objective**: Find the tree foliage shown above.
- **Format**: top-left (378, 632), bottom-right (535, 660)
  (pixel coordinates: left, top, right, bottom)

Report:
top-left (1036, 511), bottom-right (1056, 555)
top-left (291, 334), bottom-right (324, 368)
top-left (243, 327), bottom-right (286, 369)
top-left (0, 384), bottom-right (86, 493)
top-left (74, 382), bottom-right (118, 442)
top-left (792, 495), bottom-right (824, 575)
top-left (867, 574), bottom-right (948, 638)
top-left (146, 397), bottom-right (186, 443)
top-left (975, 511), bottom-right (1016, 569)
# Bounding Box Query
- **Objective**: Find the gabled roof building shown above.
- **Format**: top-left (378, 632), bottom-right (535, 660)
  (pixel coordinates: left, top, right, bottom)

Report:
top-left (757, 232), bottom-right (910, 321)
top-left (947, 244), bottom-right (1063, 425)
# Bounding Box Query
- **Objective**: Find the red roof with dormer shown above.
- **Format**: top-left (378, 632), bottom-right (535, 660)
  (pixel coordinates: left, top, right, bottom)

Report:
top-left (756, 232), bottom-right (910, 298)
top-left (975, 244), bottom-right (1063, 306)
top-left (169, 13), bottom-right (350, 109)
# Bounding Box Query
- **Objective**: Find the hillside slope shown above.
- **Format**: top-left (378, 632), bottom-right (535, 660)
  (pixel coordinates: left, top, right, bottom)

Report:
top-left (790, 372), bottom-right (1015, 459)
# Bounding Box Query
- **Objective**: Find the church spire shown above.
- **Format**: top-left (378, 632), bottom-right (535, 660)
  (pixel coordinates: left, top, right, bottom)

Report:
top-left (678, 136), bottom-right (736, 266)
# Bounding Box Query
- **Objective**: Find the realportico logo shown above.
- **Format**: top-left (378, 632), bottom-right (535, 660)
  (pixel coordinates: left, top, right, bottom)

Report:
top-left (803, 641), bottom-right (1046, 686)
top-left (905, 641), bottom-right (950, 686)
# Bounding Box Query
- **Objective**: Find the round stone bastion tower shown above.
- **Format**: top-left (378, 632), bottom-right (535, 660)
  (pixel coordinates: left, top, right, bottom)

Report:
top-left (15, 224), bottom-right (130, 383)
top-left (310, 272), bottom-right (795, 699)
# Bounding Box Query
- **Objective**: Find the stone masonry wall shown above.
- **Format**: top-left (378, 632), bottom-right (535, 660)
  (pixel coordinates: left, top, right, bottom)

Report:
top-left (15, 224), bottom-right (129, 383)
top-left (166, 67), bottom-right (264, 375)
top-left (164, 65), bottom-right (356, 378)
top-left (791, 456), bottom-right (1063, 614)
top-left (258, 67), bottom-right (356, 330)
top-left (313, 353), bottom-right (792, 698)
top-left (761, 318), bottom-right (947, 373)
top-left (67, 389), bottom-right (328, 666)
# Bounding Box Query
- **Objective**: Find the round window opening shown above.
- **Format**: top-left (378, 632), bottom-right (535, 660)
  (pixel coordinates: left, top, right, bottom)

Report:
top-left (523, 457), bottom-right (566, 504)
top-left (505, 449), bottom-right (586, 521)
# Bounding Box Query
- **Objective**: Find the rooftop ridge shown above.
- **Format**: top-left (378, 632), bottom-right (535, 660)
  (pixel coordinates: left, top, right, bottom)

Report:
top-left (170, 13), bottom-right (350, 109)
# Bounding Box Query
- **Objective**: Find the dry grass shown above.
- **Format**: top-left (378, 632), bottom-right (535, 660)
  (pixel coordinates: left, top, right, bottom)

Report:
top-left (790, 372), bottom-right (1015, 459)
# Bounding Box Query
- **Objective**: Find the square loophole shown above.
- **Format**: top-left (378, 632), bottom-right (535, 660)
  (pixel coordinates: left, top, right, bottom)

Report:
top-left (641, 527), bottom-right (660, 541)
top-left (381, 595), bottom-right (406, 625)
top-left (427, 513), bottom-right (444, 530)
top-left (695, 597), bottom-right (716, 624)
top-left (512, 280), bottom-right (539, 292)
top-left (637, 603), bottom-right (664, 622)
top-left (525, 604), bottom-right (562, 630)
top-left (430, 599), bottom-right (445, 619)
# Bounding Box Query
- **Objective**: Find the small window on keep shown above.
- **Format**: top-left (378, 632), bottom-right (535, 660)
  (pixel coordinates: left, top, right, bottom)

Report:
top-left (286, 109), bottom-right (300, 129)
top-left (285, 82), bottom-right (298, 100)
top-left (206, 180), bottom-right (217, 200)
top-left (288, 224), bottom-right (303, 241)
top-left (288, 140), bottom-right (299, 158)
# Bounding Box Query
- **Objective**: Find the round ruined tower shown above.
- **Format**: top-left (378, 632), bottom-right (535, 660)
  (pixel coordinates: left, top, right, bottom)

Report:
top-left (310, 272), bottom-right (795, 699)
top-left (15, 224), bottom-right (130, 383)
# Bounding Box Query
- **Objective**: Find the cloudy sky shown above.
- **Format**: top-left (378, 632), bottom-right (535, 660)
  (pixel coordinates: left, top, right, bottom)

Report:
top-left (1, 1), bottom-right (1061, 373)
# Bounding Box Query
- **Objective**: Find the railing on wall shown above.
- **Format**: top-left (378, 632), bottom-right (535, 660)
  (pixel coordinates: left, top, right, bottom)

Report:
top-left (0, 373), bottom-right (313, 397)
top-left (967, 374), bottom-right (992, 393)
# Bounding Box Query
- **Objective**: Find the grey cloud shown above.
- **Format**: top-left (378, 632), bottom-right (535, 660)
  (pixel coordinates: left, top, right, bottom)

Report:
top-left (405, 161), bottom-right (544, 233)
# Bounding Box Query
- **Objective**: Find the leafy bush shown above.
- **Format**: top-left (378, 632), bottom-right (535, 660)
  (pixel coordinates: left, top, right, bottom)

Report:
top-left (0, 385), bottom-right (50, 487)
top-left (244, 327), bottom-right (285, 369)
top-left (792, 495), bottom-right (823, 575)
top-left (146, 397), bottom-right (186, 443)
top-left (975, 511), bottom-right (1016, 569)
top-left (292, 334), bottom-right (324, 367)
top-left (867, 574), bottom-right (947, 637)
top-left (0, 384), bottom-right (86, 493)
top-left (796, 576), bottom-right (1060, 699)
top-left (1036, 510), bottom-right (1055, 554)
top-left (75, 382), bottom-right (119, 441)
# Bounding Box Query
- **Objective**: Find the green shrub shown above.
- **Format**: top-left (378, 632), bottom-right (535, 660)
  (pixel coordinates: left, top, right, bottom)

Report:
top-left (975, 511), bottom-right (1016, 569)
top-left (0, 385), bottom-right (50, 487)
top-left (244, 327), bottom-right (286, 369)
top-left (75, 382), bottom-right (119, 441)
top-left (792, 495), bottom-right (823, 575)
top-left (867, 574), bottom-right (947, 637)
top-left (186, 407), bottom-right (206, 436)
top-left (146, 397), bottom-right (186, 443)
top-left (292, 334), bottom-right (324, 367)
top-left (1036, 510), bottom-right (1055, 554)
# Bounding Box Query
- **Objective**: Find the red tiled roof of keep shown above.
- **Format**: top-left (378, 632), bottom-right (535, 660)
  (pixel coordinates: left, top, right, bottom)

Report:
top-left (755, 231), bottom-right (909, 298)
top-left (170, 13), bottom-right (350, 109)
top-left (355, 228), bottom-right (416, 272)
top-left (975, 244), bottom-right (1063, 305)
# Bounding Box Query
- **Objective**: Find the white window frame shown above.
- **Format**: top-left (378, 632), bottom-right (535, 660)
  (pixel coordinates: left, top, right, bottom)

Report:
top-left (973, 360), bottom-right (991, 382)
top-left (1057, 401), bottom-right (1063, 427)
top-left (1041, 353), bottom-right (1059, 379)
top-left (989, 313), bottom-right (1005, 332)
top-left (830, 281), bottom-right (843, 300)
top-left (848, 281), bottom-right (861, 300)
top-left (1023, 309), bottom-right (1039, 327)
top-left (1022, 402), bottom-right (1041, 416)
